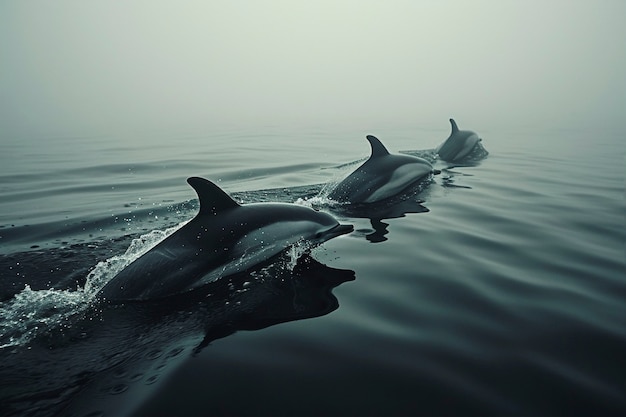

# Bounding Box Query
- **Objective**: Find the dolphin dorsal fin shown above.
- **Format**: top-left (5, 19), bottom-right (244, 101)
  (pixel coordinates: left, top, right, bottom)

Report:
top-left (187, 177), bottom-right (240, 216)
top-left (449, 118), bottom-right (459, 134)
top-left (365, 135), bottom-right (390, 158)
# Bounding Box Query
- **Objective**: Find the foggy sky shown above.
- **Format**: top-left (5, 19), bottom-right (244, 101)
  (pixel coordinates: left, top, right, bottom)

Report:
top-left (2, 0), bottom-right (625, 137)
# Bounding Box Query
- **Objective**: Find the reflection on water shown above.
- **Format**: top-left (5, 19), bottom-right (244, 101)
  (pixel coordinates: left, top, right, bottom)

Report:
top-left (0, 253), bottom-right (354, 417)
top-left (329, 196), bottom-right (430, 243)
top-left (0, 126), bottom-right (625, 416)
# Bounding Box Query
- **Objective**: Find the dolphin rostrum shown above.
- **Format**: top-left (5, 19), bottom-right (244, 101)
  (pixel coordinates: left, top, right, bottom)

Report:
top-left (98, 177), bottom-right (353, 301)
top-left (436, 118), bottom-right (487, 162)
top-left (328, 135), bottom-right (435, 204)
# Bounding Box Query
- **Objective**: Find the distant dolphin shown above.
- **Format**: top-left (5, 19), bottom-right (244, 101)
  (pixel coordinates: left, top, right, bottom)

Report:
top-left (436, 118), bottom-right (488, 162)
top-left (98, 177), bottom-right (353, 301)
top-left (328, 135), bottom-right (436, 204)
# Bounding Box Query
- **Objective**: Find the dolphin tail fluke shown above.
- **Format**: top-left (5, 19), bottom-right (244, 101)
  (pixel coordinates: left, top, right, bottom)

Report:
top-left (365, 135), bottom-right (390, 158)
top-left (449, 118), bottom-right (459, 134)
top-left (187, 177), bottom-right (240, 216)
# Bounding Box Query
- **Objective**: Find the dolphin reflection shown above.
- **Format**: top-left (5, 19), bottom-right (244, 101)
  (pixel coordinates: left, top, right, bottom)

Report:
top-left (0, 253), bottom-right (355, 417)
top-left (328, 191), bottom-right (430, 243)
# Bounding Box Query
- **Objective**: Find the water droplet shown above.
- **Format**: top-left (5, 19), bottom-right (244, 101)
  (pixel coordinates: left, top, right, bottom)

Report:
top-left (146, 349), bottom-right (162, 359)
top-left (167, 347), bottom-right (185, 358)
top-left (108, 383), bottom-right (128, 395)
top-left (145, 375), bottom-right (159, 385)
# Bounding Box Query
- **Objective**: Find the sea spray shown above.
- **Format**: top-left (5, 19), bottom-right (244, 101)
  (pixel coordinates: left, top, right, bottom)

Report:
top-left (285, 240), bottom-right (314, 271)
top-left (0, 284), bottom-right (87, 348)
top-left (82, 222), bottom-right (185, 296)
top-left (0, 221), bottom-right (186, 349)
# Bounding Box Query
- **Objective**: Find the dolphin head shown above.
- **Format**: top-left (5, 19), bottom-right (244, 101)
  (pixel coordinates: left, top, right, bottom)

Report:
top-left (256, 203), bottom-right (353, 245)
top-left (309, 210), bottom-right (354, 243)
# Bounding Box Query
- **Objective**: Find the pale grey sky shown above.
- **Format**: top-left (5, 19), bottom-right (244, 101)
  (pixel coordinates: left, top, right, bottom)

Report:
top-left (2, 0), bottom-right (625, 136)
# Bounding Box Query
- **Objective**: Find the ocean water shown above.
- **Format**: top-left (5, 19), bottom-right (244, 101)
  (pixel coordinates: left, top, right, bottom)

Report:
top-left (0, 123), bottom-right (624, 416)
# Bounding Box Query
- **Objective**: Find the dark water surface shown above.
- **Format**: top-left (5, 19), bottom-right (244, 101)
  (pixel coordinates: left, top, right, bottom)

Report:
top-left (0, 124), bottom-right (624, 416)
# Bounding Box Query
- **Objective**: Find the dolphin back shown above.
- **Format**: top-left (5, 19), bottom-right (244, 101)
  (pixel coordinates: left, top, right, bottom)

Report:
top-left (329, 135), bottom-right (433, 204)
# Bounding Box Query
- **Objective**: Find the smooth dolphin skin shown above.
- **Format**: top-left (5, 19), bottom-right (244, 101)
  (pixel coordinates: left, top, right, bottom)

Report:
top-left (98, 177), bottom-right (353, 301)
top-left (328, 135), bottom-right (435, 204)
top-left (436, 118), bottom-right (488, 162)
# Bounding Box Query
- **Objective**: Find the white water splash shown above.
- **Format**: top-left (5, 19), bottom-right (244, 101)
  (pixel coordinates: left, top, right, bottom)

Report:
top-left (294, 194), bottom-right (333, 209)
top-left (294, 179), bottom-right (346, 209)
top-left (293, 159), bottom-right (360, 209)
top-left (0, 221), bottom-right (186, 349)
top-left (82, 221), bottom-right (185, 296)
top-left (0, 285), bottom-right (88, 349)
top-left (285, 241), bottom-right (313, 271)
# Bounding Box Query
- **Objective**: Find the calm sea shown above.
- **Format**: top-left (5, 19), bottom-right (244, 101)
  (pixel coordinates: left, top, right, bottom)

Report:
top-left (0, 123), bottom-right (624, 416)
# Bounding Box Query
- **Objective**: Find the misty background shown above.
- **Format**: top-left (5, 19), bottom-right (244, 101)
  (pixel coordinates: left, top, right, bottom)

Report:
top-left (1, 0), bottom-right (625, 138)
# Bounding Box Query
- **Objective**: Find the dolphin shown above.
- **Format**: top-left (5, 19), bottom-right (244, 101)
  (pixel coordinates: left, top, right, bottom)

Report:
top-left (98, 177), bottom-right (353, 301)
top-left (327, 135), bottom-right (436, 204)
top-left (436, 118), bottom-right (487, 162)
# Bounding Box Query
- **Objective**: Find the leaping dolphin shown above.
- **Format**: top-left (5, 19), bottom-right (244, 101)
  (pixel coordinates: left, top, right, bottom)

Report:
top-left (98, 177), bottom-right (353, 301)
top-left (436, 118), bottom-right (488, 162)
top-left (327, 135), bottom-right (436, 204)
